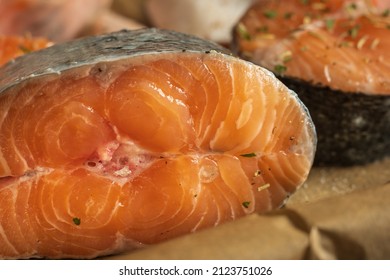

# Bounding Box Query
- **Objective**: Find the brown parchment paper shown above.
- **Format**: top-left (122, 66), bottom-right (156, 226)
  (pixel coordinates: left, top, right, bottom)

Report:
top-left (104, 157), bottom-right (390, 260)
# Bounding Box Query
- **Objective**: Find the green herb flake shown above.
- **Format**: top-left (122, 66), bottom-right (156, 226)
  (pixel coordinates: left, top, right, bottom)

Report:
top-left (274, 64), bottom-right (287, 75)
top-left (281, 50), bottom-right (293, 63)
top-left (72, 217), bottom-right (81, 226)
top-left (240, 152), bottom-right (257, 158)
top-left (256, 25), bottom-right (269, 33)
top-left (339, 41), bottom-right (352, 48)
top-left (382, 9), bottom-right (390, 17)
top-left (325, 19), bottom-right (335, 31)
top-left (19, 45), bottom-right (32, 54)
top-left (348, 3), bottom-right (357, 10)
top-left (242, 201), bottom-right (251, 208)
top-left (263, 10), bottom-right (277, 19)
top-left (348, 25), bottom-right (360, 38)
top-left (300, 0), bottom-right (309, 5)
top-left (300, 45), bottom-right (308, 52)
top-left (346, 3), bottom-right (358, 13)
top-left (237, 23), bottom-right (251, 40)
top-left (284, 12), bottom-right (293, 19)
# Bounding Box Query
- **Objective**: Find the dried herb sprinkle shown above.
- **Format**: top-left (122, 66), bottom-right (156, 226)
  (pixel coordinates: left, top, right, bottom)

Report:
top-left (263, 10), bottom-right (277, 19)
top-left (325, 19), bottom-right (335, 31)
top-left (19, 45), bottom-right (32, 54)
top-left (284, 12), bottom-right (293, 19)
top-left (242, 201), bottom-right (251, 208)
top-left (237, 23), bottom-right (251, 40)
top-left (240, 152), bottom-right (257, 158)
top-left (348, 25), bottom-right (361, 38)
top-left (300, 0), bottom-right (309, 5)
top-left (274, 64), bottom-right (287, 75)
top-left (72, 217), bottom-right (81, 226)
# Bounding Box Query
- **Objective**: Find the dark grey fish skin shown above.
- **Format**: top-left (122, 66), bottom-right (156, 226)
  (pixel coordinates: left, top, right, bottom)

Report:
top-left (0, 28), bottom-right (229, 94)
top-left (279, 76), bottom-right (390, 166)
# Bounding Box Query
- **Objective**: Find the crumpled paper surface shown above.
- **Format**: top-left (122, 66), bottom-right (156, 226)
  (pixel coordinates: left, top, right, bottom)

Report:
top-left (105, 158), bottom-right (390, 260)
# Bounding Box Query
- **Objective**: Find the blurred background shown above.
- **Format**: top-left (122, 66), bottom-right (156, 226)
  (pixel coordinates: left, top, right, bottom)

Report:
top-left (0, 0), bottom-right (254, 45)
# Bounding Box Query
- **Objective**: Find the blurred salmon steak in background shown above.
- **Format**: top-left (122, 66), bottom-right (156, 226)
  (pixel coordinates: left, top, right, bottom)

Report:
top-left (233, 0), bottom-right (390, 93)
top-left (233, 0), bottom-right (390, 165)
top-left (0, 29), bottom-right (316, 259)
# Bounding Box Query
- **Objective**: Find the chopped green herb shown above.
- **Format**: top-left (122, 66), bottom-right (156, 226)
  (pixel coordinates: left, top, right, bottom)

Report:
top-left (237, 23), bottom-right (251, 40)
top-left (339, 41), bottom-right (352, 47)
top-left (19, 45), bottom-right (32, 54)
top-left (325, 19), bottom-right (335, 31)
top-left (348, 25), bottom-right (360, 38)
top-left (256, 25), bottom-right (269, 33)
top-left (300, 45), bottom-right (308, 52)
top-left (284, 12), bottom-right (293, 19)
top-left (348, 3), bottom-right (357, 10)
top-left (300, 0), bottom-right (309, 5)
top-left (72, 217), bottom-right (81, 226)
top-left (274, 64), bottom-right (287, 75)
top-left (240, 152), bottom-right (257, 158)
top-left (382, 9), bottom-right (390, 17)
top-left (281, 50), bottom-right (293, 63)
top-left (263, 10), bottom-right (277, 19)
top-left (242, 201), bottom-right (251, 208)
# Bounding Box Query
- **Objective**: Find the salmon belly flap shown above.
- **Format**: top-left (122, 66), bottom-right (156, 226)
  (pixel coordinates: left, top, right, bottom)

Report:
top-left (0, 29), bottom-right (316, 259)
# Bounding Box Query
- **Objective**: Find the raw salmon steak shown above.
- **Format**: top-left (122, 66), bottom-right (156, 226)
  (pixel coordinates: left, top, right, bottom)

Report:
top-left (233, 0), bottom-right (390, 165)
top-left (0, 28), bottom-right (316, 259)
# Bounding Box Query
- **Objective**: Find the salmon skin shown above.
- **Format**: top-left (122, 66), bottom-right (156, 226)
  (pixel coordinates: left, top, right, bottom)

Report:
top-left (0, 28), bottom-right (316, 259)
top-left (233, 0), bottom-right (390, 166)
